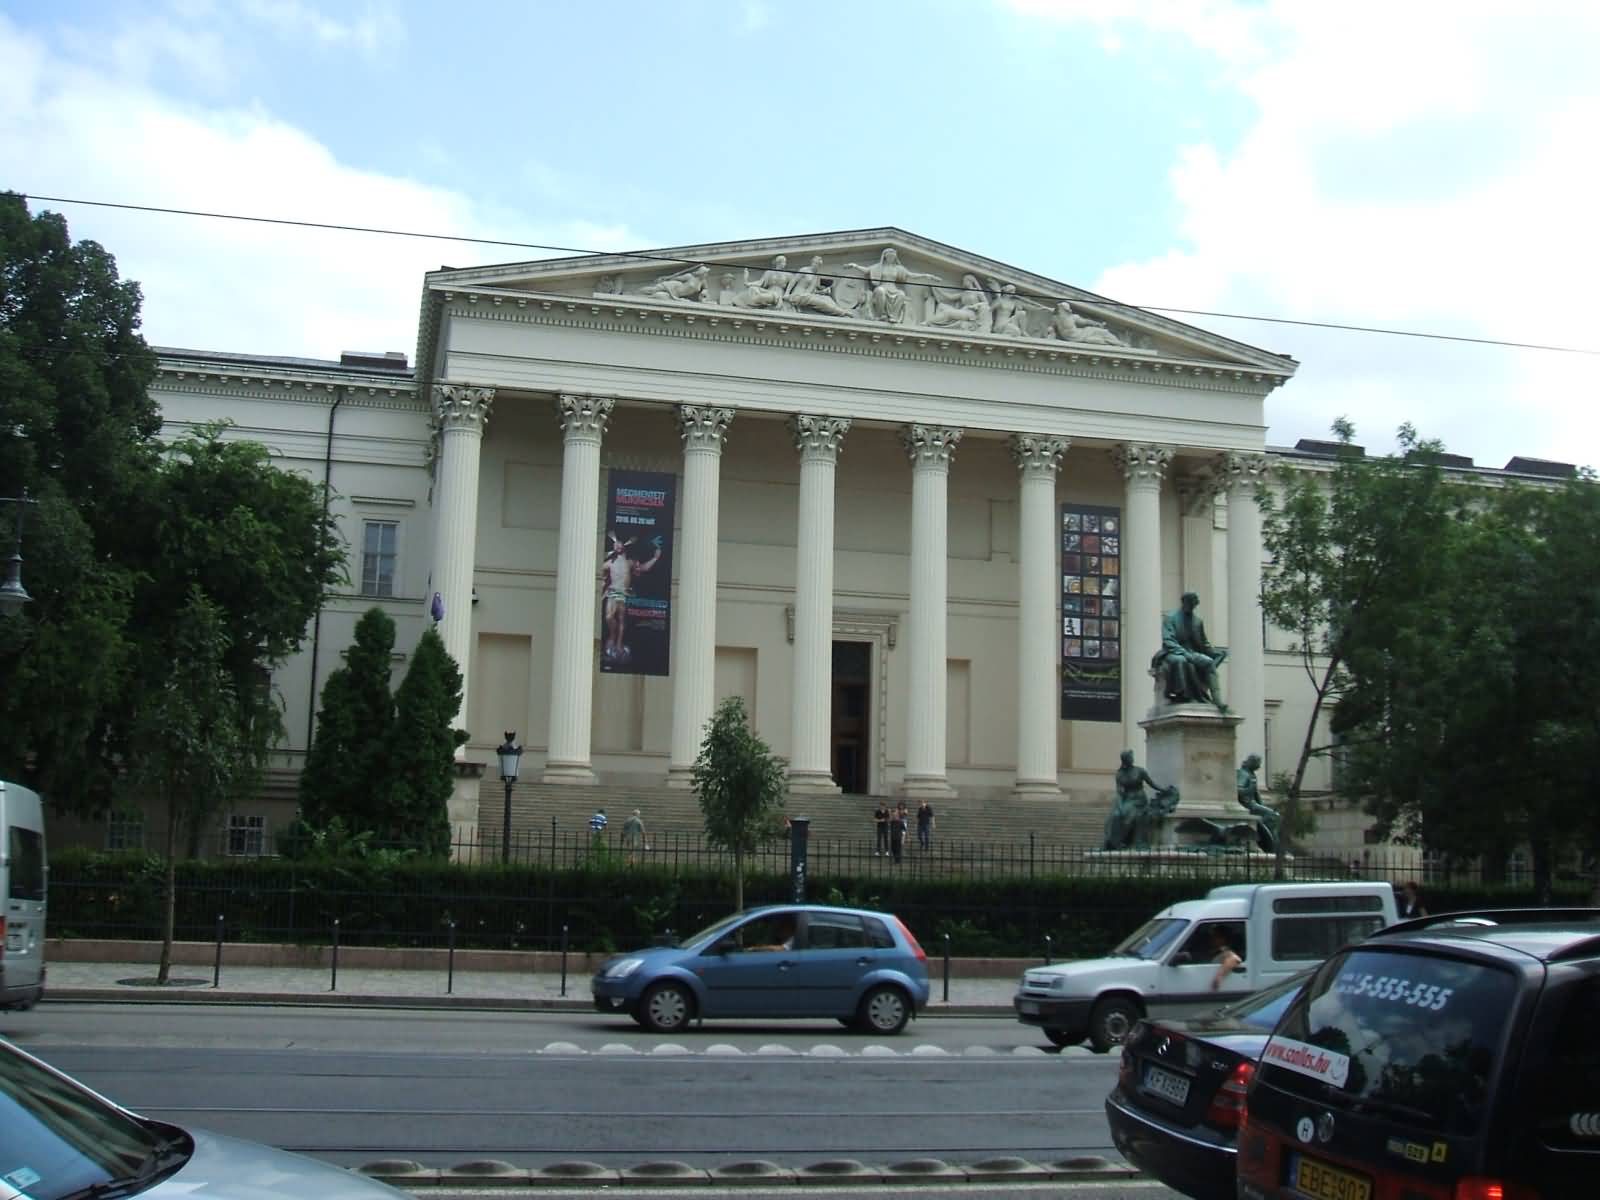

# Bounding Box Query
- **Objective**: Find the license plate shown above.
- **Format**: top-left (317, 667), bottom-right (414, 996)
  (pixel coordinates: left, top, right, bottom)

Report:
top-left (1290, 1153), bottom-right (1371, 1200)
top-left (1140, 1063), bottom-right (1191, 1106)
top-left (1018, 1000), bottom-right (1040, 1014)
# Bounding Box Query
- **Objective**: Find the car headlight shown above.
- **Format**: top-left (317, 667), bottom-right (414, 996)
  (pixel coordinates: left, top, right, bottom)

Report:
top-left (604, 957), bottom-right (645, 979)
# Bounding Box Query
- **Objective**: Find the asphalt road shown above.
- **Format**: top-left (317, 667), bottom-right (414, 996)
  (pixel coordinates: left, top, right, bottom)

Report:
top-left (3, 1003), bottom-right (1194, 1197)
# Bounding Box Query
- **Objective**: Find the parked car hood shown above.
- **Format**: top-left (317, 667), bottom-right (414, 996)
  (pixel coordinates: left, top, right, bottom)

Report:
top-left (147, 1128), bottom-right (409, 1197)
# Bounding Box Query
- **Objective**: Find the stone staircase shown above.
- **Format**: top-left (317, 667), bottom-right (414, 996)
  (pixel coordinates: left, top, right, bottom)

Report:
top-left (477, 777), bottom-right (1112, 853)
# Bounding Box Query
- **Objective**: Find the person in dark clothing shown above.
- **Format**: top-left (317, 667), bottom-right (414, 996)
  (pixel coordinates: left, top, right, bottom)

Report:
top-left (916, 800), bottom-right (935, 851)
top-left (1398, 880), bottom-right (1428, 919)
top-left (873, 802), bottom-right (890, 856)
top-left (889, 802), bottom-right (908, 864)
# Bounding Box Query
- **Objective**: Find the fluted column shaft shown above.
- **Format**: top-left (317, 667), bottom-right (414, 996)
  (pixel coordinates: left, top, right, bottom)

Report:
top-left (431, 385), bottom-right (494, 741)
top-left (1114, 443), bottom-right (1174, 757)
top-left (543, 394), bottom-right (613, 783)
top-left (901, 425), bottom-right (962, 796)
top-left (788, 415), bottom-right (850, 792)
top-left (667, 406), bottom-right (733, 784)
top-left (1224, 453), bottom-right (1269, 764)
top-left (1012, 435), bottom-right (1068, 796)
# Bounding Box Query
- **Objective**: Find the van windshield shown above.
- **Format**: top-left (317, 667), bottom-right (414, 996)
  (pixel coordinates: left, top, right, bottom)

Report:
top-left (1261, 947), bottom-right (1516, 1136)
top-left (1111, 917), bottom-right (1189, 960)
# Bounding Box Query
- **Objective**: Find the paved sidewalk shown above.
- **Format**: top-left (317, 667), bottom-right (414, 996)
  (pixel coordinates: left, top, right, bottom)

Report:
top-left (43, 958), bottom-right (1021, 1012)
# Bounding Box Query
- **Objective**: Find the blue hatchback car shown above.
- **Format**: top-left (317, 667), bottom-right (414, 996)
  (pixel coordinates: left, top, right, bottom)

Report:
top-left (592, 904), bottom-right (931, 1034)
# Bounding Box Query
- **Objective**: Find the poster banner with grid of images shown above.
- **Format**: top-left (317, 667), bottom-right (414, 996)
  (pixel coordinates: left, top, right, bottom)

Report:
top-left (1060, 503), bottom-right (1122, 722)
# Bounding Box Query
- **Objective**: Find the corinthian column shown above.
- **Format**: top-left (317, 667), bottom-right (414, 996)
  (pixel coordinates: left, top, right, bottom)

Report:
top-left (900, 424), bottom-right (962, 797)
top-left (1011, 434), bottom-right (1068, 797)
top-left (667, 405), bottom-right (733, 785)
top-left (430, 384), bottom-right (494, 738)
top-left (1222, 452), bottom-right (1269, 765)
top-left (542, 394), bottom-right (613, 784)
top-left (1112, 443), bottom-right (1174, 757)
top-left (788, 414), bottom-right (850, 794)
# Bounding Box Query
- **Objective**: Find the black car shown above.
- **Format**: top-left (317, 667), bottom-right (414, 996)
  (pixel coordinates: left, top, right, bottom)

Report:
top-left (1105, 971), bottom-right (1310, 1200)
top-left (1237, 908), bottom-right (1600, 1200)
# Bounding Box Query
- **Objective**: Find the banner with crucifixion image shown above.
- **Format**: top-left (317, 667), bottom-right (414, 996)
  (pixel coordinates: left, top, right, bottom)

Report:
top-left (599, 469), bottom-right (676, 677)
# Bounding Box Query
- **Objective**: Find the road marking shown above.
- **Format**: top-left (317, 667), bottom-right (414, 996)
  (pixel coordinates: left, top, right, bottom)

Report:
top-left (533, 1043), bottom-right (1098, 1059)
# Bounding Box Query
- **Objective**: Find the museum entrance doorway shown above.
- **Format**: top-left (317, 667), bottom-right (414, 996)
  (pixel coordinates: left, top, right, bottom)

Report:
top-left (830, 640), bottom-right (871, 795)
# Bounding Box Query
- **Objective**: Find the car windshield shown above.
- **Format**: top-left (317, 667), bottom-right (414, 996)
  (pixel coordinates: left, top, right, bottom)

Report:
top-left (1214, 970), bottom-right (1313, 1030)
top-left (679, 911), bottom-right (753, 949)
top-left (0, 1038), bottom-right (182, 1200)
top-left (1111, 917), bottom-right (1189, 960)
top-left (1261, 948), bottom-right (1517, 1136)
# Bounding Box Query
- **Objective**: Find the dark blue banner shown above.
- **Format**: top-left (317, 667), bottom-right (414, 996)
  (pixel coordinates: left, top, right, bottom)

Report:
top-left (599, 469), bottom-right (676, 677)
top-left (1060, 503), bottom-right (1122, 722)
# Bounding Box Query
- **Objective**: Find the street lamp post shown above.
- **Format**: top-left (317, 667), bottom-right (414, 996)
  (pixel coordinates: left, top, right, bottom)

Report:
top-left (0, 491), bottom-right (37, 619)
top-left (496, 731), bottom-right (522, 865)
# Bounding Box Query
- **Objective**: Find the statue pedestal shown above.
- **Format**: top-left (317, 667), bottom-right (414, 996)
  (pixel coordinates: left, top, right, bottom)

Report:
top-left (1140, 702), bottom-right (1246, 848)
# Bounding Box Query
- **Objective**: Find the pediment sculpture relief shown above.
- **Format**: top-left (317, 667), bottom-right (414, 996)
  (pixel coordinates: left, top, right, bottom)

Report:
top-left (606, 246), bottom-right (1131, 347)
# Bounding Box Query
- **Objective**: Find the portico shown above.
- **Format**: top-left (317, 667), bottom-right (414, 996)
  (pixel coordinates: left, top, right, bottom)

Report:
top-left (416, 228), bottom-right (1293, 833)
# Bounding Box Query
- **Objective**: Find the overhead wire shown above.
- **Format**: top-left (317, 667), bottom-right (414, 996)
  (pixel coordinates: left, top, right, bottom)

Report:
top-left (16, 192), bottom-right (1600, 358)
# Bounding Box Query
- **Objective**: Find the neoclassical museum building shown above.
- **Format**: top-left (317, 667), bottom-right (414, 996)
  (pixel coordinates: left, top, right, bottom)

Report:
top-left (134, 228), bottom-right (1568, 853)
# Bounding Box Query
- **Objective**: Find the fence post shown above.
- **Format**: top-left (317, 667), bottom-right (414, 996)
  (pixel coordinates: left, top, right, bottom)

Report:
top-left (330, 918), bottom-right (340, 992)
top-left (1044, 934), bottom-right (1052, 966)
top-left (547, 817), bottom-right (557, 941)
top-left (446, 918), bottom-right (456, 995)
top-left (212, 914), bottom-right (224, 988)
top-left (942, 933), bottom-right (951, 1003)
top-left (560, 924), bottom-right (569, 998)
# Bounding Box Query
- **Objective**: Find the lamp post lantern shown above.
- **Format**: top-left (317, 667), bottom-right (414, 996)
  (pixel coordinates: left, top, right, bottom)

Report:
top-left (0, 491), bottom-right (37, 619)
top-left (496, 731), bottom-right (522, 864)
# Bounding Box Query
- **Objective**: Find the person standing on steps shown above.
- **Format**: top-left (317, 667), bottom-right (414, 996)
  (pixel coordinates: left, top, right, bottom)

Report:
top-left (890, 802), bottom-right (908, 864)
top-left (873, 800), bottom-right (890, 856)
top-left (916, 799), bottom-right (935, 852)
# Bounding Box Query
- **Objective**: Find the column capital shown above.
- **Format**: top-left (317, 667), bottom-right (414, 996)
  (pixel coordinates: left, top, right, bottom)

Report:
top-left (1112, 443), bottom-right (1174, 489)
top-left (1220, 451), bottom-right (1271, 494)
top-left (901, 424), bottom-right (963, 470)
top-left (789, 413), bottom-right (851, 462)
top-left (1176, 469), bottom-right (1223, 517)
top-left (1010, 434), bottom-right (1069, 479)
top-left (677, 405), bottom-right (734, 452)
top-left (433, 384), bottom-right (494, 433)
top-left (557, 394), bottom-right (614, 441)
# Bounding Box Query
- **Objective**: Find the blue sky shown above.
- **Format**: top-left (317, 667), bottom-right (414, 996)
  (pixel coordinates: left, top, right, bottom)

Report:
top-left (3, 0), bottom-right (1596, 467)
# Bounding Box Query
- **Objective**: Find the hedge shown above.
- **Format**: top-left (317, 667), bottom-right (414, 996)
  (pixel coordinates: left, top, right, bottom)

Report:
top-left (45, 849), bottom-right (1589, 959)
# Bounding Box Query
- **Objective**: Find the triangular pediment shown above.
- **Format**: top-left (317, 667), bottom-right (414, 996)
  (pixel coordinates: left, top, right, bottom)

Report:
top-left (425, 228), bottom-right (1295, 373)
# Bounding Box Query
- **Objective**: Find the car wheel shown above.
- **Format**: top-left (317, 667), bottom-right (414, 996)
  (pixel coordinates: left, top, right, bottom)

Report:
top-left (858, 985), bottom-right (910, 1035)
top-left (640, 982), bottom-right (694, 1033)
top-left (1088, 996), bottom-right (1139, 1053)
top-left (1044, 1028), bottom-right (1081, 1048)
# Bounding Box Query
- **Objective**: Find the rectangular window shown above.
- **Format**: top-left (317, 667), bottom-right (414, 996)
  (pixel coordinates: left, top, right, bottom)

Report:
top-left (7, 828), bottom-right (45, 900)
top-left (226, 814), bottom-right (266, 858)
top-left (1270, 914), bottom-right (1386, 961)
top-left (361, 520), bottom-right (399, 597)
top-left (106, 811), bottom-right (145, 852)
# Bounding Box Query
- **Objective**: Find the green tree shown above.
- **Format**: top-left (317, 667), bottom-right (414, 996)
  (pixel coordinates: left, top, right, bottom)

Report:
top-left (692, 696), bottom-right (786, 911)
top-left (0, 191), bottom-right (158, 810)
top-left (1258, 420), bottom-right (1466, 876)
top-left (383, 627), bottom-right (466, 856)
top-left (297, 607), bottom-right (398, 837)
top-left (0, 196), bottom-right (346, 828)
top-left (121, 588), bottom-right (249, 984)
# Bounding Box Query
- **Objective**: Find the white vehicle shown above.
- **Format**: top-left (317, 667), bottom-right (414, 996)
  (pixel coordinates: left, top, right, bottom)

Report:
top-left (1014, 881), bottom-right (1397, 1052)
top-left (1, 780), bottom-right (47, 1010)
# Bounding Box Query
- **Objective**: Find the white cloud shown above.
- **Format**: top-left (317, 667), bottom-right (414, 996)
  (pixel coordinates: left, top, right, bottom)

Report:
top-left (239, 0), bottom-right (404, 57)
top-left (0, 13), bottom-right (636, 367)
top-left (1013, 0), bottom-right (1600, 465)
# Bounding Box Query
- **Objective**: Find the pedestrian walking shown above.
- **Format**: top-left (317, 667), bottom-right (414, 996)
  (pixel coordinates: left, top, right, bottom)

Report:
top-left (589, 807), bottom-right (608, 849)
top-left (916, 799), bottom-right (935, 851)
top-left (621, 808), bottom-right (647, 865)
top-left (873, 801), bottom-right (890, 856)
top-left (1397, 880), bottom-right (1427, 919)
top-left (889, 802), bottom-right (908, 864)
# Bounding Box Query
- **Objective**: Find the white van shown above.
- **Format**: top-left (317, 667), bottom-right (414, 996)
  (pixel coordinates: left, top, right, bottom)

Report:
top-left (1, 780), bottom-right (47, 1010)
top-left (1014, 881), bottom-right (1398, 1051)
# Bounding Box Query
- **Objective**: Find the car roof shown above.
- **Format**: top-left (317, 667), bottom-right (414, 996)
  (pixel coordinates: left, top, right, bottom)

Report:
top-left (1368, 908), bottom-right (1600, 964)
top-left (742, 903), bottom-right (894, 920)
